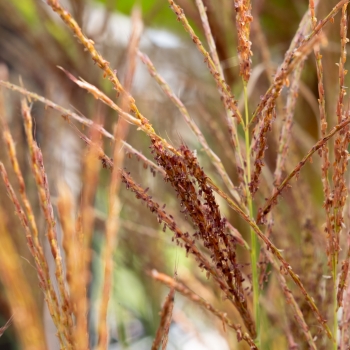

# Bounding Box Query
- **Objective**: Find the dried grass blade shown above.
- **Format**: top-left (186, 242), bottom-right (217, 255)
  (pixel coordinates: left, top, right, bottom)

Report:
top-left (0, 80), bottom-right (165, 177)
top-left (21, 99), bottom-right (74, 346)
top-left (97, 7), bottom-right (143, 349)
top-left (6, 79), bottom-right (166, 179)
top-left (151, 287), bottom-right (175, 350)
top-left (57, 183), bottom-right (90, 348)
top-left (0, 163), bottom-right (68, 346)
top-left (309, 0), bottom-right (334, 277)
top-left (0, 116), bottom-right (70, 343)
top-left (151, 270), bottom-right (258, 350)
top-left (333, 4), bottom-right (350, 312)
top-left (0, 92), bottom-right (43, 258)
top-left (0, 209), bottom-right (47, 350)
top-left (75, 115), bottom-right (105, 348)
top-left (330, 3), bottom-right (349, 268)
top-left (0, 89), bottom-right (63, 336)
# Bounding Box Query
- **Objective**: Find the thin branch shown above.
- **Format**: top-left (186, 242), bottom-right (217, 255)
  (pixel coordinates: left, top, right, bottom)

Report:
top-left (258, 115), bottom-right (350, 222)
top-left (138, 50), bottom-right (241, 204)
top-left (150, 270), bottom-right (258, 349)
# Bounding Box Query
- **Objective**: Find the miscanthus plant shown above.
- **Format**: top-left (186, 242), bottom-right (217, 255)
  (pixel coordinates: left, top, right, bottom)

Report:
top-left (1, 0), bottom-right (350, 349)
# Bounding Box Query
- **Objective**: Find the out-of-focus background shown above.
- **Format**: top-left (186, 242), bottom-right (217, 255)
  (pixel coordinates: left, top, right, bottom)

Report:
top-left (0, 0), bottom-right (347, 349)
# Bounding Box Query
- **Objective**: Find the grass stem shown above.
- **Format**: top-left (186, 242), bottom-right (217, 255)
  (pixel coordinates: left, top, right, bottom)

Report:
top-left (243, 81), bottom-right (260, 346)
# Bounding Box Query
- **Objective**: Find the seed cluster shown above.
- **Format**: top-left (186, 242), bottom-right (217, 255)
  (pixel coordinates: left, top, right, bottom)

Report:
top-left (234, 0), bottom-right (253, 82)
top-left (151, 139), bottom-right (255, 337)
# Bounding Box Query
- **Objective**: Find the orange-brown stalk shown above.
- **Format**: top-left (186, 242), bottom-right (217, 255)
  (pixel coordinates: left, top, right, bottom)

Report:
top-left (0, 90), bottom-right (65, 341)
top-left (21, 99), bottom-right (74, 347)
top-left (57, 183), bottom-right (89, 349)
top-left (0, 164), bottom-right (66, 345)
top-left (71, 116), bottom-right (105, 348)
top-left (309, 0), bottom-right (334, 278)
top-left (194, 0), bottom-right (222, 75)
top-left (331, 4), bottom-right (349, 270)
top-left (0, 100), bottom-right (70, 345)
top-left (151, 287), bottom-right (175, 350)
top-left (97, 8), bottom-right (143, 349)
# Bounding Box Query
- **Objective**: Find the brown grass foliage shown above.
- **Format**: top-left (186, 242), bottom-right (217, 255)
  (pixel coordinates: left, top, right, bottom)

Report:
top-left (1, 0), bottom-right (350, 349)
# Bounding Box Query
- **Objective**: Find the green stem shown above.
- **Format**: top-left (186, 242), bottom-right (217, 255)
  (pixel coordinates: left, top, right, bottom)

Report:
top-left (243, 82), bottom-right (260, 346)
